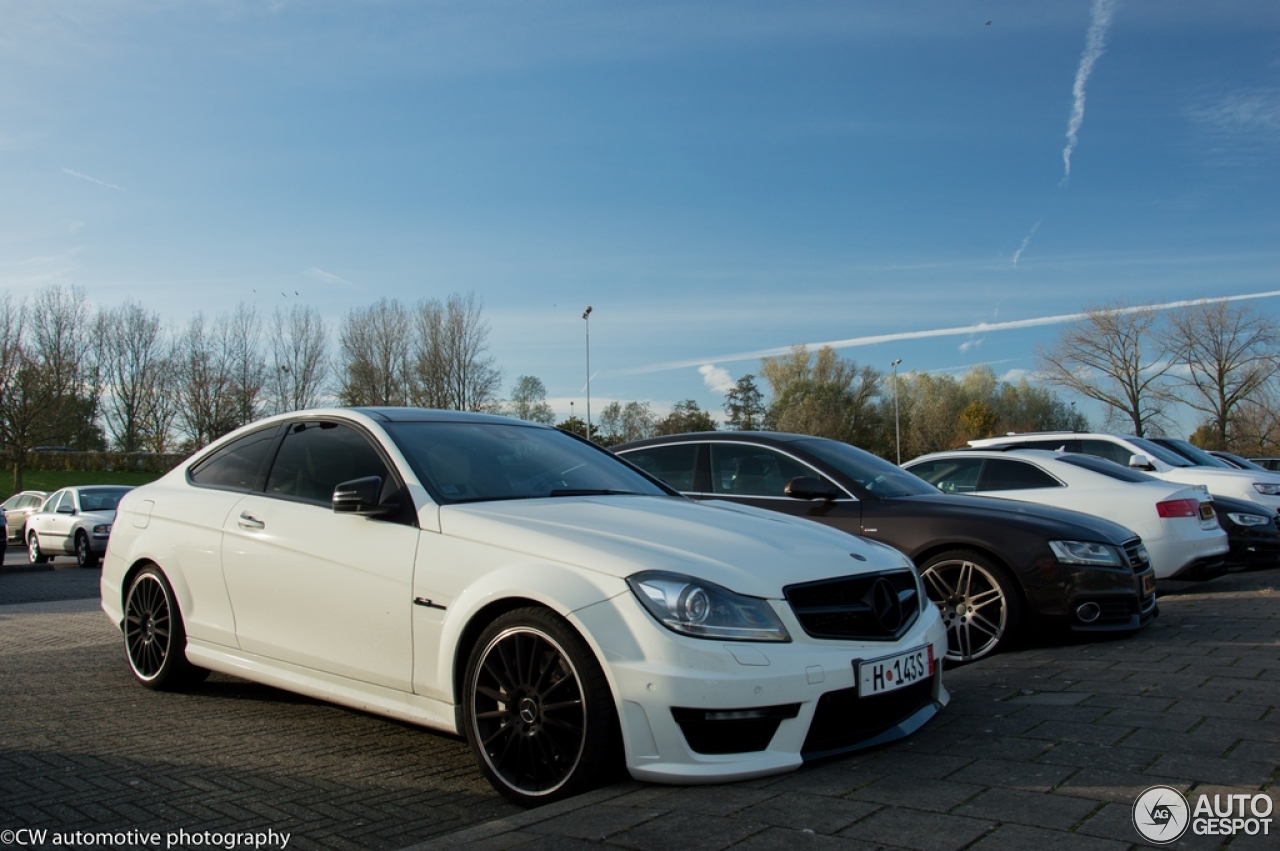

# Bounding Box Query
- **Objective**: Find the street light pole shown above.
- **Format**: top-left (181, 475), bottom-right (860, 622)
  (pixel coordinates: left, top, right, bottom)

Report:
top-left (583, 306), bottom-right (593, 441)
top-left (890, 359), bottom-right (902, 465)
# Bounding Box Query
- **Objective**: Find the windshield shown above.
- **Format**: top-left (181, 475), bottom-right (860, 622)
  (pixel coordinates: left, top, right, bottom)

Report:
top-left (1056, 453), bottom-right (1157, 483)
top-left (1128, 437), bottom-right (1195, 468)
top-left (79, 487), bottom-right (132, 512)
top-left (383, 421), bottom-right (670, 503)
top-left (796, 438), bottom-right (939, 497)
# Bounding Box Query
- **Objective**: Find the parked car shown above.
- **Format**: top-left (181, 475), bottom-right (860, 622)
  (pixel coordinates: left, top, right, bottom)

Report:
top-left (1206, 494), bottom-right (1280, 571)
top-left (3, 490), bottom-right (47, 544)
top-left (1209, 451), bottom-right (1273, 472)
top-left (26, 486), bottom-right (131, 567)
top-left (967, 432), bottom-right (1280, 512)
top-left (903, 449), bottom-right (1229, 580)
top-left (613, 432), bottom-right (1157, 664)
top-left (102, 408), bottom-right (948, 805)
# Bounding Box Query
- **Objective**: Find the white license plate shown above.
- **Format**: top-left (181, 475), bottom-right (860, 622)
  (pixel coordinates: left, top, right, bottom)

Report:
top-left (856, 645), bottom-right (934, 696)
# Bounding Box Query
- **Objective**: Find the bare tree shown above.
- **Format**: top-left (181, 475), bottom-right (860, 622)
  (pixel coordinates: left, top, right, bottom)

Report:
top-left (99, 301), bottom-right (169, 451)
top-left (596, 400), bottom-right (656, 445)
top-left (1163, 300), bottom-right (1279, 449)
top-left (225, 303), bottom-right (267, 427)
top-left (338, 298), bottom-right (411, 406)
top-left (410, 293), bottom-right (502, 411)
top-left (173, 312), bottom-right (238, 449)
top-left (28, 285), bottom-right (103, 448)
top-left (1036, 304), bottom-right (1176, 437)
top-left (268, 304), bottom-right (331, 414)
top-left (1231, 379), bottom-right (1280, 455)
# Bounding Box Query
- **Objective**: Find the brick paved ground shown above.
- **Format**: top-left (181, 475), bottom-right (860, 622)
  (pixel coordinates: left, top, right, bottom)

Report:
top-left (413, 570), bottom-right (1280, 851)
top-left (2, 562), bottom-right (1277, 850)
top-left (0, 587), bottom-right (520, 850)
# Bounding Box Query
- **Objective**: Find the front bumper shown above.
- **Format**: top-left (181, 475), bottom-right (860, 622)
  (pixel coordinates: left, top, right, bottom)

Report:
top-left (573, 588), bottom-right (949, 784)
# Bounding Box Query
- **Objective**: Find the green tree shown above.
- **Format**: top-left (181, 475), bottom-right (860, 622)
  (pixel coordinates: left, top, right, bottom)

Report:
top-left (654, 400), bottom-right (717, 436)
top-left (507, 375), bottom-right (556, 425)
top-left (723, 374), bottom-right (766, 430)
top-left (760, 345), bottom-right (881, 445)
top-left (596, 400), bottom-right (656, 446)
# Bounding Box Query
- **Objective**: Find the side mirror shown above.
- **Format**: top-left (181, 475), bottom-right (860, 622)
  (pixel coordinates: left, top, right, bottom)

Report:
top-left (784, 476), bottom-right (840, 501)
top-left (1127, 454), bottom-right (1155, 471)
top-left (333, 476), bottom-right (396, 516)
top-left (57, 505), bottom-right (75, 515)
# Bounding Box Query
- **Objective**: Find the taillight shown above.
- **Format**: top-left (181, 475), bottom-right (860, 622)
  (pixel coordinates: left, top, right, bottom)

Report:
top-left (1156, 498), bottom-right (1199, 518)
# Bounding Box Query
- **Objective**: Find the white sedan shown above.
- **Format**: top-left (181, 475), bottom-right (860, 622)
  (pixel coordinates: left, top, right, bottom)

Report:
top-left (26, 485), bottom-right (132, 567)
top-left (102, 408), bottom-right (948, 805)
top-left (905, 449), bottom-right (1229, 581)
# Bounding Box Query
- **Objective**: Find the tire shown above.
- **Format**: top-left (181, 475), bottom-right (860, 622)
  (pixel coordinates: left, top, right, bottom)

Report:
top-left (75, 532), bottom-right (99, 568)
top-left (919, 550), bottom-right (1022, 664)
top-left (27, 532), bottom-right (50, 564)
top-left (462, 607), bottom-right (621, 807)
top-left (123, 566), bottom-right (209, 691)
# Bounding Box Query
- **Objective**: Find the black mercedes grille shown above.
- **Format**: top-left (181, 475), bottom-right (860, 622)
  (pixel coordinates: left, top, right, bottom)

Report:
top-left (802, 676), bottom-right (936, 758)
top-left (784, 570), bottom-right (921, 641)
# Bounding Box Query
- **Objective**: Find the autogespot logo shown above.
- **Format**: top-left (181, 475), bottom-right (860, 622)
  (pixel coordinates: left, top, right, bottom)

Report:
top-left (1133, 785), bottom-right (1190, 844)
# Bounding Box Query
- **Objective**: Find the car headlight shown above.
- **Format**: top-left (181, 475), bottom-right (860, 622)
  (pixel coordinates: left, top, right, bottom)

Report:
top-left (93, 524), bottom-right (112, 534)
top-left (1049, 540), bottom-right (1123, 567)
top-left (1253, 482), bottom-right (1280, 496)
top-left (1227, 512), bottom-right (1272, 527)
top-left (627, 571), bottom-right (791, 642)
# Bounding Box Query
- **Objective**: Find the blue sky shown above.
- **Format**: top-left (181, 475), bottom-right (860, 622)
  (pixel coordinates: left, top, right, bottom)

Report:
top-left (3, 0), bottom-right (1278, 429)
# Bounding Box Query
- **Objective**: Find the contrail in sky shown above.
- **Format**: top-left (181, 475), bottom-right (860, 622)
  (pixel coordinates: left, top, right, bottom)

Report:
top-left (617, 289), bottom-right (1280, 376)
top-left (1012, 219), bottom-right (1042, 266)
top-left (63, 168), bottom-right (124, 191)
top-left (1062, 0), bottom-right (1117, 184)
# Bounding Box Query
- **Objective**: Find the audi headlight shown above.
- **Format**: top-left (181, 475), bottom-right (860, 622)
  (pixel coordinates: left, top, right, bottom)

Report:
top-left (1228, 512), bottom-right (1271, 527)
top-left (627, 571), bottom-right (790, 642)
top-left (1253, 482), bottom-right (1280, 496)
top-left (1049, 540), bottom-right (1123, 567)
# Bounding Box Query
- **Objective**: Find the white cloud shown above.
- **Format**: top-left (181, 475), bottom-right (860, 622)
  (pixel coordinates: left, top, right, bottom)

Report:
top-left (1000, 368), bottom-right (1031, 383)
top-left (699, 364), bottom-right (735, 393)
top-left (1012, 219), bottom-right (1042, 266)
top-left (959, 338), bottom-right (983, 353)
top-left (304, 266), bottom-right (362, 289)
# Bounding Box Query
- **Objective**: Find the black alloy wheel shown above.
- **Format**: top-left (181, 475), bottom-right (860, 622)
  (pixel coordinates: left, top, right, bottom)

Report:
top-left (462, 607), bottom-right (620, 806)
top-left (919, 550), bottom-right (1021, 664)
top-left (123, 566), bottom-right (208, 690)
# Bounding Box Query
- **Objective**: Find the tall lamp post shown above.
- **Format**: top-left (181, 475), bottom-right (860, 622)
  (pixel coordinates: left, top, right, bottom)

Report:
top-left (583, 306), bottom-right (593, 441)
top-left (890, 359), bottom-right (902, 465)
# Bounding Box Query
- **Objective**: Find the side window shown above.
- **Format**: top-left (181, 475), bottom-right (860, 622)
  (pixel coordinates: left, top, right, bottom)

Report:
top-left (978, 459), bottom-right (1060, 491)
top-left (1078, 439), bottom-right (1132, 466)
top-left (54, 491), bottom-right (74, 513)
top-left (910, 459), bottom-right (982, 493)
top-left (620, 444), bottom-right (699, 492)
top-left (189, 427), bottom-right (280, 491)
top-left (709, 445), bottom-right (827, 497)
top-left (266, 422), bottom-right (393, 505)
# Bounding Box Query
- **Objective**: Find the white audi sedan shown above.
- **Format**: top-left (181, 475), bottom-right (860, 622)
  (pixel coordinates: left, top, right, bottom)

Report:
top-left (905, 449), bottom-right (1229, 581)
top-left (102, 408), bottom-right (948, 805)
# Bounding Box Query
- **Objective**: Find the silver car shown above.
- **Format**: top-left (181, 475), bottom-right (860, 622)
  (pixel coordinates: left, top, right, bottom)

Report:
top-left (3, 490), bottom-right (47, 544)
top-left (25, 486), bottom-right (131, 567)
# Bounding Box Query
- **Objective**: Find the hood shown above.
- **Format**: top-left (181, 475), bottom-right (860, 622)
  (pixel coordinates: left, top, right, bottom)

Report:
top-left (891, 491), bottom-right (1139, 543)
top-left (438, 495), bottom-right (911, 598)
top-left (79, 509), bottom-right (118, 524)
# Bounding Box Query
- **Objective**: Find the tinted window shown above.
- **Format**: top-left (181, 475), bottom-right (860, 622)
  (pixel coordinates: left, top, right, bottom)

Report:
top-left (708, 444), bottom-right (829, 497)
top-left (908, 458), bottom-right (982, 494)
top-left (266, 422), bottom-right (393, 504)
top-left (1126, 437), bottom-right (1193, 467)
top-left (1077, 439), bottom-right (1138, 466)
top-left (977, 459), bottom-right (1060, 491)
top-left (78, 488), bottom-right (130, 512)
top-left (620, 444), bottom-right (699, 492)
top-left (189, 427), bottom-right (280, 491)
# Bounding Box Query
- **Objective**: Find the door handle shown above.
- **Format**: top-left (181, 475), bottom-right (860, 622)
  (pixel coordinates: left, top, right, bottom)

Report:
top-left (238, 512), bottom-right (265, 530)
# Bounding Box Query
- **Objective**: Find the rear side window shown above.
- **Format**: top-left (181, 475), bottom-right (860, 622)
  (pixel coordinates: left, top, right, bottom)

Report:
top-left (977, 459), bottom-right (1060, 491)
top-left (620, 444), bottom-right (699, 492)
top-left (189, 427), bottom-right (280, 491)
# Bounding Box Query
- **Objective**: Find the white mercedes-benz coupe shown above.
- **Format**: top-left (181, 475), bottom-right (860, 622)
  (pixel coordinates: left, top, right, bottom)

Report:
top-left (102, 408), bottom-right (948, 805)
